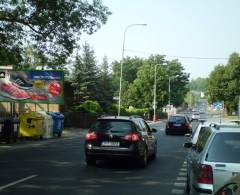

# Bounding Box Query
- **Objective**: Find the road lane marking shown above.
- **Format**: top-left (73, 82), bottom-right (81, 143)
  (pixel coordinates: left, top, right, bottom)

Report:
top-left (178, 172), bottom-right (187, 176)
top-left (174, 182), bottom-right (186, 187)
top-left (0, 175), bottom-right (38, 191)
top-left (176, 177), bottom-right (187, 181)
top-left (171, 189), bottom-right (184, 194)
top-left (180, 168), bottom-right (187, 172)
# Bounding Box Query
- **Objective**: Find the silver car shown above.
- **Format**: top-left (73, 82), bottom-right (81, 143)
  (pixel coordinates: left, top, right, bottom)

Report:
top-left (184, 123), bottom-right (240, 195)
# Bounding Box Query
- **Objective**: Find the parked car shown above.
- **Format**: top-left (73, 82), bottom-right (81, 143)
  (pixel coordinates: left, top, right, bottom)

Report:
top-left (84, 116), bottom-right (158, 168)
top-left (165, 114), bottom-right (192, 135)
top-left (191, 112), bottom-right (200, 121)
top-left (214, 175), bottom-right (240, 195)
top-left (184, 123), bottom-right (240, 195)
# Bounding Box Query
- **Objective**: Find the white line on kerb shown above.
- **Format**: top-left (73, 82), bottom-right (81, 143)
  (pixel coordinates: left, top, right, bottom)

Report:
top-left (0, 175), bottom-right (38, 191)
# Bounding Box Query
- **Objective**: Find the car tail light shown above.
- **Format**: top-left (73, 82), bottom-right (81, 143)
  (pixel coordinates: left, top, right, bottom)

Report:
top-left (197, 164), bottom-right (213, 184)
top-left (123, 133), bottom-right (140, 141)
top-left (85, 132), bottom-right (98, 141)
top-left (185, 122), bottom-right (190, 128)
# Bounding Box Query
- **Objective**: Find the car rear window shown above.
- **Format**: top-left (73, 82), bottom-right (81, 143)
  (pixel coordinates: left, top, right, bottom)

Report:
top-left (169, 116), bottom-right (185, 123)
top-left (206, 133), bottom-right (240, 163)
top-left (91, 120), bottom-right (135, 134)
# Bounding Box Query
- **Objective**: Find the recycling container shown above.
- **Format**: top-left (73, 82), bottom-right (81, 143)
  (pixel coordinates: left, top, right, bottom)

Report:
top-left (47, 112), bottom-right (64, 137)
top-left (0, 118), bottom-right (3, 139)
top-left (19, 112), bottom-right (44, 139)
top-left (0, 117), bottom-right (19, 143)
top-left (37, 111), bottom-right (53, 139)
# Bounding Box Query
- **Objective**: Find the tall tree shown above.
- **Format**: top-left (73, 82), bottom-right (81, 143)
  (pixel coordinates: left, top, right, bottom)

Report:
top-left (0, 0), bottom-right (111, 67)
top-left (123, 58), bottom-right (189, 108)
top-left (166, 60), bottom-right (189, 107)
top-left (71, 42), bottom-right (99, 103)
top-left (189, 78), bottom-right (208, 92)
top-left (98, 55), bottom-right (114, 107)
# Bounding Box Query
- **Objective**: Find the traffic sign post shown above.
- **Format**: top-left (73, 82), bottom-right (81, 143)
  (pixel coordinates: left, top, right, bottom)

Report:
top-left (238, 96), bottom-right (240, 120)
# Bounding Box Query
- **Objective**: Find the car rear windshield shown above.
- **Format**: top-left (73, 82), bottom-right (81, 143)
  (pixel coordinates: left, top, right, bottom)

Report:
top-left (169, 116), bottom-right (185, 123)
top-left (206, 133), bottom-right (240, 163)
top-left (91, 120), bottom-right (135, 134)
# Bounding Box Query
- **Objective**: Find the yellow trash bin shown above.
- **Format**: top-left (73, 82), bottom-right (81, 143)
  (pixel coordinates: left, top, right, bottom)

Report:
top-left (19, 112), bottom-right (44, 138)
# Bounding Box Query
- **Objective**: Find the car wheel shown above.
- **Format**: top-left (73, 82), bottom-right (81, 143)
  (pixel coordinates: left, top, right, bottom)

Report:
top-left (185, 175), bottom-right (190, 194)
top-left (58, 132), bottom-right (62, 138)
top-left (165, 131), bottom-right (169, 135)
top-left (151, 145), bottom-right (157, 160)
top-left (138, 148), bottom-right (148, 168)
top-left (86, 156), bottom-right (96, 166)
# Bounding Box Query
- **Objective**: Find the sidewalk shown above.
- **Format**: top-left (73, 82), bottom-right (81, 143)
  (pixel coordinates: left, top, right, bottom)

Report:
top-left (63, 128), bottom-right (88, 137)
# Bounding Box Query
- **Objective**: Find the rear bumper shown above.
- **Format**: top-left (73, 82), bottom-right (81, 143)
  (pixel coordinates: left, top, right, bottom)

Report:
top-left (165, 128), bottom-right (191, 135)
top-left (192, 184), bottom-right (213, 195)
top-left (85, 146), bottom-right (141, 160)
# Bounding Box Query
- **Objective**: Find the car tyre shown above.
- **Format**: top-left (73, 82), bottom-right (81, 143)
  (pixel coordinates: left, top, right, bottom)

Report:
top-left (86, 156), bottom-right (96, 166)
top-left (151, 145), bottom-right (157, 160)
top-left (185, 173), bottom-right (190, 194)
top-left (138, 148), bottom-right (148, 168)
top-left (58, 132), bottom-right (62, 138)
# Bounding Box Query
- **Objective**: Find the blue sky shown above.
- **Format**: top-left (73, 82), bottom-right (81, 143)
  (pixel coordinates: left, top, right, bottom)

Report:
top-left (82, 0), bottom-right (240, 79)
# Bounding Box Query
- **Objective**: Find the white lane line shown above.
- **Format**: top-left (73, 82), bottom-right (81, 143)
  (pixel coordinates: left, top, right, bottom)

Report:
top-left (180, 168), bottom-right (187, 172)
top-left (178, 172), bottom-right (187, 176)
top-left (176, 177), bottom-right (187, 181)
top-left (0, 175), bottom-right (38, 191)
top-left (174, 182), bottom-right (186, 187)
top-left (171, 189), bottom-right (184, 194)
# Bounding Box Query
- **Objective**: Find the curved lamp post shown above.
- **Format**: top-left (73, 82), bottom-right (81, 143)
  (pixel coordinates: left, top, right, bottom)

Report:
top-left (118, 23), bottom-right (147, 116)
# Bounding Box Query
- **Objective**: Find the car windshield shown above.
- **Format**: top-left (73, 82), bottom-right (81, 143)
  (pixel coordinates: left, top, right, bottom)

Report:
top-left (206, 133), bottom-right (240, 163)
top-left (169, 116), bottom-right (185, 123)
top-left (91, 120), bottom-right (134, 134)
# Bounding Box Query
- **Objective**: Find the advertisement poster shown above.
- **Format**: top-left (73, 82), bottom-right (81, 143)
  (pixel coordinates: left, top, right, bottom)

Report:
top-left (0, 70), bottom-right (64, 104)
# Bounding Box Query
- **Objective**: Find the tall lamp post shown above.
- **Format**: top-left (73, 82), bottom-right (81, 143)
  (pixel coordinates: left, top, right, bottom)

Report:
top-left (118, 23), bottom-right (147, 116)
top-left (153, 64), bottom-right (158, 122)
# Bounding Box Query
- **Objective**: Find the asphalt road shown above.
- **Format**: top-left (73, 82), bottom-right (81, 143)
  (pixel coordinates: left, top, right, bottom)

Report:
top-left (0, 121), bottom-right (199, 195)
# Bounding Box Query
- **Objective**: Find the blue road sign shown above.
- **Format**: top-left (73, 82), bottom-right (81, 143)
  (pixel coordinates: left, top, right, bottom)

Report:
top-left (213, 101), bottom-right (223, 110)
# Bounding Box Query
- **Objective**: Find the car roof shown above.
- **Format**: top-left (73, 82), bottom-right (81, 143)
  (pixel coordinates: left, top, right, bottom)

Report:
top-left (169, 114), bottom-right (186, 117)
top-left (98, 116), bottom-right (142, 121)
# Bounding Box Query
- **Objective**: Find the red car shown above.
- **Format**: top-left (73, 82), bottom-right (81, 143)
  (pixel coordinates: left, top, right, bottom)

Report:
top-left (165, 114), bottom-right (192, 135)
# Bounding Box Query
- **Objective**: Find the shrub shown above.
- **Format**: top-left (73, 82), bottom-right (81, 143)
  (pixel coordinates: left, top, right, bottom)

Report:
top-left (74, 100), bottom-right (103, 115)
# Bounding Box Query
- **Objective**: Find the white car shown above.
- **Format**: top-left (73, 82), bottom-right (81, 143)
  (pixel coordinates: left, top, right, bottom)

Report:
top-left (191, 112), bottom-right (200, 120)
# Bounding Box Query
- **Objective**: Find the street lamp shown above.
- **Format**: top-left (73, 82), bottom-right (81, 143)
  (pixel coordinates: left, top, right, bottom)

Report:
top-left (118, 23), bottom-right (147, 116)
top-left (153, 64), bottom-right (158, 122)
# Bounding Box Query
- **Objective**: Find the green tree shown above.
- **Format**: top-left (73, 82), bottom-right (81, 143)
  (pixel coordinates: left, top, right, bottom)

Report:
top-left (166, 60), bottom-right (189, 107)
top-left (189, 78), bottom-right (208, 92)
top-left (0, 0), bottom-right (111, 67)
top-left (98, 55), bottom-right (114, 108)
top-left (207, 64), bottom-right (228, 103)
top-left (71, 42), bottom-right (99, 103)
top-left (123, 58), bottom-right (189, 108)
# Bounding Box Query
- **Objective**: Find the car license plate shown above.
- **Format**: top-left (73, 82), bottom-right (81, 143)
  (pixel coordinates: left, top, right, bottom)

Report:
top-left (101, 141), bottom-right (120, 147)
top-left (174, 124), bottom-right (181, 126)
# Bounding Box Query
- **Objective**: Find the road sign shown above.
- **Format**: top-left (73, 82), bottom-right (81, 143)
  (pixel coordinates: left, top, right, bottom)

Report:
top-left (213, 101), bottom-right (223, 110)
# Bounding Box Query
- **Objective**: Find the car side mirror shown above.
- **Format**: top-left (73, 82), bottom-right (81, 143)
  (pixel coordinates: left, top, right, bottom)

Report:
top-left (183, 142), bottom-right (193, 148)
top-left (151, 128), bottom-right (157, 133)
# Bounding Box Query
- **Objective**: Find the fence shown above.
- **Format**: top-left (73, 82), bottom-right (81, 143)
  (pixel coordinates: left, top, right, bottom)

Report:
top-left (64, 112), bottom-right (98, 128)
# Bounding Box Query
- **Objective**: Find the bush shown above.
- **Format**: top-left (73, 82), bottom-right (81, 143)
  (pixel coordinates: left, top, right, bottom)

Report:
top-left (74, 100), bottom-right (103, 115)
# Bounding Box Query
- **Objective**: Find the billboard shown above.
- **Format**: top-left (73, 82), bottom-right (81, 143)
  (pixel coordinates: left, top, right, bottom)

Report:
top-left (0, 70), bottom-right (64, 104)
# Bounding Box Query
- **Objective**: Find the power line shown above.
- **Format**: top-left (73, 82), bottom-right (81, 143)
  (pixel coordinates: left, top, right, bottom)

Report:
top-left (125, 49), bottom-right (229, 60)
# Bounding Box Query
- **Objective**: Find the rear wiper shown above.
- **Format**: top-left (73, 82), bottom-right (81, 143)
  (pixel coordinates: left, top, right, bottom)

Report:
top-left (110, 130), bottom-right (122, 133)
